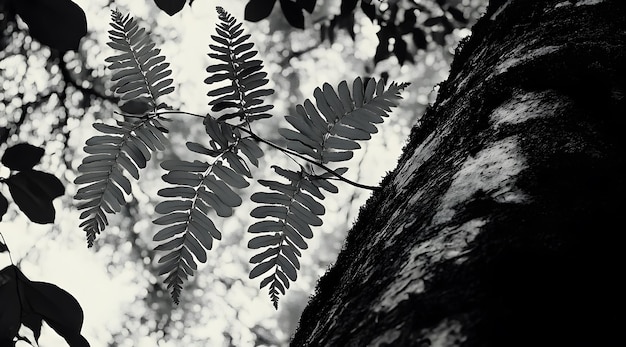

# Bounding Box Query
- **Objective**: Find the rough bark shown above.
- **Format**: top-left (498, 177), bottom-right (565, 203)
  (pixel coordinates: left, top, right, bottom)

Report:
top-left (292, 1), bottom-right (626, 346)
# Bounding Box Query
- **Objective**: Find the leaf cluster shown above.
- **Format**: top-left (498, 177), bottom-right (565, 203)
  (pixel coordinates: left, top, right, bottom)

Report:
top-left (74, 7), bottom-right (408, 308)
top-left (147, 0), bottom-right (475, 68)
top-left (245, 0), bottom-right (316, 29)
top-left (0, 265), bottom-right (89, 346)
top-left (332, 0), bottom-right (471, 66)
top-left (239, 0), bottom-right (472, 66)
top-left (0, 143), bottom-right (64, 224)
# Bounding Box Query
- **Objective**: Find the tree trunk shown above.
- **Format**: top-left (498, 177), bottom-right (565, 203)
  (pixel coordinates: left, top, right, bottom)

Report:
top-left (292, 1), bottom-right (626, 346)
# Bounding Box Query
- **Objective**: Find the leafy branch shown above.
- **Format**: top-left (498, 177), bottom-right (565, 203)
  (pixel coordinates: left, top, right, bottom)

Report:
top-left (75, 7), bottom-right (408, 307)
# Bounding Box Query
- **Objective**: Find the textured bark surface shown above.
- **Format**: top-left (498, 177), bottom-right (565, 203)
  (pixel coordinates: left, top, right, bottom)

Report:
top-left (292, 1), bottom-right (626, 346)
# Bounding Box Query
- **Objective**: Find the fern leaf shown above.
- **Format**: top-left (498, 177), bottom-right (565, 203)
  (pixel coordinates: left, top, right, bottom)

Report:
top-left (75, 118), bottom-right (169, 246)
top-left (75, 10), bottom-right (174, 246)
top-left (154, 114), bottom-right (263, 303)
top-left (206, 7), bottom-right (275, 124)
top-left (247, 79), bottom-right (408, 307)
top-left (106, 10), bottom-right (174, 111)
top-left (280, 77), bottom-right (409, 165)
top-left (248, 165), bottom-right (331, 308)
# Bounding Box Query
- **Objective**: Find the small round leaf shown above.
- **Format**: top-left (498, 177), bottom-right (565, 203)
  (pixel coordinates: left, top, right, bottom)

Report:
top-left (1, 143), bottom-right (45, 171)
top-left (154, 0), bottom-right (186, 16)
top-left (12, 0), bottom-right (87, 52)
top-left (0, 193), bottom-right (8, 221)
top-left (245, 0), bottom-right (277, 22)
top-left (6, 171), bottom-right (65, 224)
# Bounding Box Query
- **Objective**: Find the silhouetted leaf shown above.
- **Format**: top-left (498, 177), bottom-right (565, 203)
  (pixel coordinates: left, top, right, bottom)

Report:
top-left (298, 0), bottom-right (316, 13)
top-left (432, 30), bottom-right (446, 46)
top-left (14, 266), bottom-right (90, 347)
top-left (0, 193), bottom-right (8, 220)
top-left (245, 0), bottom-right (277, 22)
top-left (412, 28), bottom-right (427, 50)
top-left (279, 0), bottom-right (305, 29)
top-left (423, 15), bottom-right (444, 27)
top-left (393, 36), bottom-right (408, 65)
top-left (0, 127), bottom-right (8, 143)
top-left (340, 0), bottom-right (358, 15)
top-left (1, 143), bottom-right (44, 171)
top-left (0, 266), bottom-right (21, 343)
top-left (208, 8), bottom-right (274, 125)
top-left (399, 9), bottom-right (417, 34)
top-left (107, 10), bottom-right (175, 102)
top-left (12, 0), bottom-right (87, 52)
top-left (374, 36), bottom-right (390, 64)
top-left (374, 27), bottom-right (392, 64)
top-left (360, 0), bottom-right (376, 21)
top-left (447, 6), bottom-right (468, 24)
top-left (6, 170), bottom-right (64, 224)
top-left (154, 0), bottom-right (186, 16)
top-left (0, 266), bottom-right (89, 345)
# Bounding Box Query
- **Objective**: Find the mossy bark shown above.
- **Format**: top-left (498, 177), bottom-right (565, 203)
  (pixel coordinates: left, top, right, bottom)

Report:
top-left (292, 0), bottom-right (626, 346)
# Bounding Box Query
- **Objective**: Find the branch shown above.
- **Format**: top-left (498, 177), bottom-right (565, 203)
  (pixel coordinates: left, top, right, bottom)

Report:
top-left (1, 92), bottom-right (55, 145)
top-left (280, 45), bottom-right (318, 66)
top-left (152, 110), bottom-right (381, 191)
top-left (58, 58), bottom-right (118, 103)
top-left (235, 125), bottom-right (380, 191)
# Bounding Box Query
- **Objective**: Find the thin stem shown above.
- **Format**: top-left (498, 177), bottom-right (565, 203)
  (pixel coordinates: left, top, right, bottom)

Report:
top-left (236, 126), bottom-right (379, 191)
top-left (0, 232), bottom-right (14, 265)
top-left (152, 110), bottom-right (381, 191)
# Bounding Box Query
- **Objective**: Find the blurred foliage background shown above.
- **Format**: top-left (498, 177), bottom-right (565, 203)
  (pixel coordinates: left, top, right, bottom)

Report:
top-left (0, 0), bottom-right (485, 345)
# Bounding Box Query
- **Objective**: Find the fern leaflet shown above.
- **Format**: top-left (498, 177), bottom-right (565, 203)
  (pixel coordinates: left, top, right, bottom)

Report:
top-left (75, 10), bottom-right (174, 246)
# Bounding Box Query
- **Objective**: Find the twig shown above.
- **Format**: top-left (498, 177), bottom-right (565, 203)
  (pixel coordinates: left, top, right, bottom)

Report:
top-left (152, 110), bottom-right (381, 191)
top-left (0, 232), bottom-right (14, 265)
top-left (58, 58), bottom-right (118, 103)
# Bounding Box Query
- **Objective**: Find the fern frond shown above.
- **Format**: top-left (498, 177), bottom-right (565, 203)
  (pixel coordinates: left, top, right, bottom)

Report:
top-left (280, 77), bottom-right (409, 164)
top-left (248, 78), bottom-right (408, 307)
top-left (248, 165), bottom-right (338, 308)
top-left (205, 7), bottom-right (274, 124)
top-left (75, 10), bottom-right (174, 246)
top-left (106, 10), bottom-right (175, 110)
top-left (75, 117), bottom-right (169, 246)
top-left (154, 115), bottom-right (264, 303)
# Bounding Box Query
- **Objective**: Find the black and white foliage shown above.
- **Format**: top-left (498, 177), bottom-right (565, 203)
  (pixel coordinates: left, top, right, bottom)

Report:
top-left (153, 7), bottom-right (271, 303)
top-left (248, 78), bottom-right (409, 307)
top-left (206, 7), bottom-right (275, 123)
top-left (153, 116), bottom-right (262, 303)
top-left (74, 10), bottom-right (173, 247)
top-left (75, 7), bottom-right (408, 307)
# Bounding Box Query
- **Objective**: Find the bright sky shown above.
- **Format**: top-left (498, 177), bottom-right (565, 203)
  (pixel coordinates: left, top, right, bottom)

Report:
top-left (0, 0), bottom-right (466, 345)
